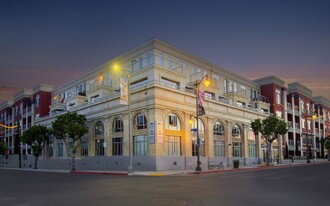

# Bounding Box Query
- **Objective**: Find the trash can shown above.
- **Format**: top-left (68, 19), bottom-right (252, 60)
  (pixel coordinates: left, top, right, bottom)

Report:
top-left (233, 160), bottom-right (239, 169)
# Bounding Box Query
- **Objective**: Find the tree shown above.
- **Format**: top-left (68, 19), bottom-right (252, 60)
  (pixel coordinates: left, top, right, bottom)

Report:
top-left (324, 136), bottom-right (330, 161)
top-left (251, 115), bottom-right (288, 165)
top-left (51, 112), bottom-right (88, 171)
top-left (0, 141), bottom-right (7, 156)
top-left (21, 125), bottom-right (49, 169)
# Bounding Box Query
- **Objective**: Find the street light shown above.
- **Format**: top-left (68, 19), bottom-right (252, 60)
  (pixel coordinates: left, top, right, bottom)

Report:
top-left (305, 112), bottom-right (317, 163)
top-left (113, 64), bottom-right (133, 174)
top-left (189, 74), bottom-right (210, 171)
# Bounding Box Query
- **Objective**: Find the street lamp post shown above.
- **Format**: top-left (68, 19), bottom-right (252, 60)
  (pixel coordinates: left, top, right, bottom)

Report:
top-left (192, 74), bottom-right (209, 171)
top-left (127, 73), bottom-right (133, 174)
top-left (114, 64), bottom-right (133, 174)
top-left (16, 120), bottom-right (21, 168)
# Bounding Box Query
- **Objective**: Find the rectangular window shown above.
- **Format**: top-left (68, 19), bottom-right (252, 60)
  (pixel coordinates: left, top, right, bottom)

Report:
top-left (81, 140), bottom-right (88, 156)
top-left (168, 115), bottom-right (177, 127)
top-left (139, 56), bottom-right (143, 69)
top-left (233, 142), bottom-right (242, 157)
top-left (57, 143), bottom-right (63, 157)
top-left (214, 140), bottom-right (225, 156)
top-left (165, 136), bottom-right (181, 156)
top-left (112, 137), bottom-right (123, 156)
top-left (114, 119), bottom-right (123, 133)
top-left (146, 53), bottom-right (152, 66)
top-left (95, 139), bottom-right (104, 156)
top-left (48, 144), bottom-right (53, 157)
top-left (133, 135), bottom-right (148, 155)
top-left (137, 115), bottom-right (147, 129)
top-left (276, 89), bottom-right (281, 105)
top-left (168, 57), bottom-right (172, 70)
top-left (192, 139), bottom-right (205, 156)
top-left (159, 53), bottom-right (164, 67)
top-left (248, 143), bottom-right (256, 157)
top-left (132, 60), bottom-right (138, 72)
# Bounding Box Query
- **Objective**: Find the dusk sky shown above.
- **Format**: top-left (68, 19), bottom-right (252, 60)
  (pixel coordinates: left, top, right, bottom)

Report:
top-left (1, 0), bottom-right (329, 103)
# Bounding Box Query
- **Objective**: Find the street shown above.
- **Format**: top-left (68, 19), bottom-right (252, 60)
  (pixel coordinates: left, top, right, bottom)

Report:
top-left (0, 163), bottom-right (329, 206)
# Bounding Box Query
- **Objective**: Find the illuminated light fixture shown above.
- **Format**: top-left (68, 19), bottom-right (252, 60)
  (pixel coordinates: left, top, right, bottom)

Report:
top-left (189, 116), bottom-right (193, 125)
top-left (113, 64), bottom-right (120, 72)
top-left (204, 76), bottom-right (210, 87)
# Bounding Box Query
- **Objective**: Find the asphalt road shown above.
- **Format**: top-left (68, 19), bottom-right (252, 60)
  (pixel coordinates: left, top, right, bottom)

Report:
top-left (0, 163), bottom-right (329, 206)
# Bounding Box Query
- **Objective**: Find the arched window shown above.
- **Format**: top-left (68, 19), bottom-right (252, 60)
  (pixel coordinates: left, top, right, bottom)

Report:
top-left (232, 124), bottom-right (242, 157)
top-left (95, 121), bottom-right (104, 135)
top-left (113, 117), bottom-right (123, 133)
top-left (191, 118), bottom-right (205, 134)
top-left (232, 124), bottom-right (240, 137)
top-left (214, 121), bottom-right (224, 135)
top-left (165, 113), bottom-right (181, 131)
top-left (135, 113), bottom-right (147, 129)
top-left (248, 128), bottom-right (255, 141)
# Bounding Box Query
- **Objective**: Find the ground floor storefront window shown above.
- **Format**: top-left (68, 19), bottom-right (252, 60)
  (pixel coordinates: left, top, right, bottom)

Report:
top-left (133, 135), bottom-right (148, 155)
top-left (214, 140), bottom-right (225, 156)
top-left (233, 142), bottom-right (242, 157)
top-left (95, 139), bottom-right (104, 156)
top-left (165, 136), bottom-right (181, 156)
top-left (248, 143), bottom-right (256, 157)
top-left (112, 137), bottom-right (123, 155)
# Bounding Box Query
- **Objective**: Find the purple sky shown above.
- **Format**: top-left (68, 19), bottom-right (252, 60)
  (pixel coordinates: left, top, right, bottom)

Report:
top-left (1, 0), bottom-right (329, 103)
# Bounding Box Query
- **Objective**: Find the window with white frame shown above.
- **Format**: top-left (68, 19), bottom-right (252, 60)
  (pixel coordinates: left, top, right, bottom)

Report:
top-left (248, 128), bottom-right (255, 141)
top-left (112, 137), bottom-right (123, 156)
top-left (232, 124), bottom-right (240, 137)
top-left (57, 143), bottom-right (63, 157)
top-left (135, 113), bottom-right (147, 129)
top-left (214, 121), bottom-right (224, 135)
top-left (248, 143), bottom-right (256, 157)
top-left (95, 121), bottom-right (104, 136)
top-left (233, 142), bottom-right (242, 157)
top-left (192, 138), bottom-right (205, 156)
top-left (95, 139), bottom-right (104, 156)
top-left (214, 140), bottom-right (225, 156)
top-left (168, 57), bottom-right (173, 69)
top-left (146, 53), bottom-right (152, 66)
top-left (113, 117), bottom-right (123, 133)
top-left (275, 89), bottom-right (281, 105)
top-left (139, 56), bottom-right (143, 69)
top-left (81, 140), bottom-right (88, 156)
top-left (133, 135), bottom-right (148, 155)
top-left (166, 113), bottom-right (181, 131)
top-left (165, 136), bottom-right (181, 156)
top-left (191, 118), bottom-right (205, 134)
top-left (159, 53), bottom-right (164, 67)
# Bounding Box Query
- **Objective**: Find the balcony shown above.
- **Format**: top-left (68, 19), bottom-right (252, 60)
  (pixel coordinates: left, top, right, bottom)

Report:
top-left (86, 77), bottom-right (113, 102)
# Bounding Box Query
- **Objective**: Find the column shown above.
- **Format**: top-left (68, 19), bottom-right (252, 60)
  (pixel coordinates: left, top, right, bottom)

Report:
top-left (242, 124), bottom-right (248, 166)
top-left (282, 88), bottom-right (288, 158)
top-left (292, 95), bottom-right (296, 156)
top-left (226, 121), bottom-right (233, 167)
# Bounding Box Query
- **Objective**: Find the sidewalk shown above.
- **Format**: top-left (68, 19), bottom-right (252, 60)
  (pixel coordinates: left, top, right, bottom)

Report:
top-left (2, 159), bottom-right (329, 176)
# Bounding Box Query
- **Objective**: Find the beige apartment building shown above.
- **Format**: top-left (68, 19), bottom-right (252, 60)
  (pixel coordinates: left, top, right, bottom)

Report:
top-left (5, 39), bottom-right (328, 171)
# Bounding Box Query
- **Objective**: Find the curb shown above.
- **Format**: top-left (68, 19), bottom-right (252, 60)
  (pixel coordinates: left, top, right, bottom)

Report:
top-left (70, 170), bottom-right (128, 176)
